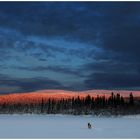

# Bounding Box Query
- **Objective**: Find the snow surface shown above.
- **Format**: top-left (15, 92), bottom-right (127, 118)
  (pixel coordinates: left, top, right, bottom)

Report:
top-left (0, 114), bottom-right (140, 138)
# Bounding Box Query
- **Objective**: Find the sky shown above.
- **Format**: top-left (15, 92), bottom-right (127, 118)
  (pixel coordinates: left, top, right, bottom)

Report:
top-left (0, 2), bottom-right (140, 94)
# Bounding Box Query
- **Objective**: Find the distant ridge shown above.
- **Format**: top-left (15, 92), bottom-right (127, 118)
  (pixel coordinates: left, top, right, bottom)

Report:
top-left (0, 89), bottom-right (140, 104)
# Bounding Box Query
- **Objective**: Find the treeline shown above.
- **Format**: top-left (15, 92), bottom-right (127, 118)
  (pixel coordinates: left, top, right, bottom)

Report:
top-left (0, 92), bottom-right (140, 116)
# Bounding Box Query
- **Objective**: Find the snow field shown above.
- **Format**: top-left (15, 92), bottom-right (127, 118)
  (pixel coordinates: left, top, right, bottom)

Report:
top-left (0, 114), bottom-right (140, 138)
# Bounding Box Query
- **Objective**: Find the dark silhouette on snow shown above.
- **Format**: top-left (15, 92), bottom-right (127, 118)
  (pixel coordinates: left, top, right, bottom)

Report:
top-left (88, 123), bottom-right (92, 129)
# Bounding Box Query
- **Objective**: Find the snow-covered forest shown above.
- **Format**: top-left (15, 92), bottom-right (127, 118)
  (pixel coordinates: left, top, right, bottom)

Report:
top-left (0, 92), bottom-right (140, 116)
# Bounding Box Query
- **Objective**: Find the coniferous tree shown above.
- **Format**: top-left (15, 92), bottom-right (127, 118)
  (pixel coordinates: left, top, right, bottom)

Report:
top-left (41, 98), bottom-right (44, 113)
top-left (116, 93), bottom-right (121, 106)
top-left (129, 92), bottom-right (134, 105)
top-left (120, 96), bottom-right (125, 106)
top-left (47, 99), bottom-right (51, 114)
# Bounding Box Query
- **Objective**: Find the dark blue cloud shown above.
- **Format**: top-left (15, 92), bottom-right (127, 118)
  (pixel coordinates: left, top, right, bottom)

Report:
top-left (0, 2), bottom-right (140, 93)
top-left (0, 74), bottom-right (64, 94)
top-left (84, 72), bottom-right (140, 90)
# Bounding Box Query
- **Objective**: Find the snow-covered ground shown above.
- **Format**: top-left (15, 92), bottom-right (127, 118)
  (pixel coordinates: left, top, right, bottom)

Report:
top-left (0, 114), bottom-right (140, 138)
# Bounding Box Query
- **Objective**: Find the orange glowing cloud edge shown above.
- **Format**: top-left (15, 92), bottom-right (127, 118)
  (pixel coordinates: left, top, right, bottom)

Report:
top-left (0, 89), bottom-right (140, 104)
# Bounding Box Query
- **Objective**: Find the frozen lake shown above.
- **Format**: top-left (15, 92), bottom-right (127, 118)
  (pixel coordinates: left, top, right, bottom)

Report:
top-left (0, 114), bottom-right (140, 138)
